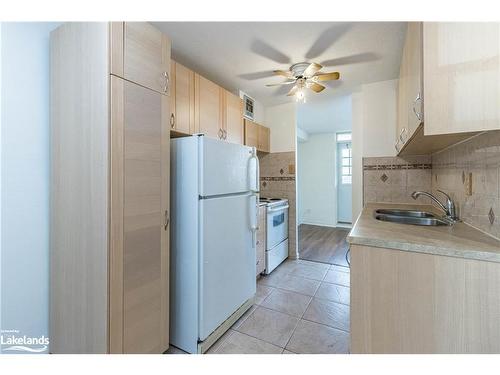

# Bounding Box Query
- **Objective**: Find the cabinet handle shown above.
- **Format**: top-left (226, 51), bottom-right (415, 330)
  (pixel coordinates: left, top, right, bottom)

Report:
top-left (170, 113), bottom-right (175, 129)
top-left (164, 209), bottom-right (170, 231)
top-left (395, 139), bottom-right (401, 153)
top-left (412, 92), bottom-right (422, 121)
top-left (163, 72), bottom-right (169, 93)
top-left (399, 127), bottom-right (408, 144)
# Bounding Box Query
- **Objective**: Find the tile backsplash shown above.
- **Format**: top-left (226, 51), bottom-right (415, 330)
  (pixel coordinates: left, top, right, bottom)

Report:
top-left (259, 151), bottom-right (297, 258)
top-left (363, 156), bottom-right (432, 205)
top-left (432, 131), bottom-right (500, 239)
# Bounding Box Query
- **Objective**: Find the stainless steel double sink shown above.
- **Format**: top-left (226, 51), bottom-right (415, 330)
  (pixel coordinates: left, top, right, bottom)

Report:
top-left (373, 208), bottom-right (453, 226)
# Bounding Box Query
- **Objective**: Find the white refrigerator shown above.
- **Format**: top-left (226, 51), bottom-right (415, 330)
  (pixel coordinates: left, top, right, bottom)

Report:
top-left (169, 135), bottom-right (259, 354)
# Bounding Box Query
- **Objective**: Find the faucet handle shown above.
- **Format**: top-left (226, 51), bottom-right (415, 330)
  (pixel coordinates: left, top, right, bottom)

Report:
top-left (437, 190), bottom-right (458, 220)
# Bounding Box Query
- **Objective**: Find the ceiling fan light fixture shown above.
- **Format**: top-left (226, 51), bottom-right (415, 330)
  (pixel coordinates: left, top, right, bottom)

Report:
top-left (295, 88), bottom-right (306, 103)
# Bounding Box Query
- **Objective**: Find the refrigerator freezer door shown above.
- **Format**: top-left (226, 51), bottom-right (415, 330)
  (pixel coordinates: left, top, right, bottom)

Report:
top-left (199, 137), bottom-right (258, 197)
top-left (199, 193), bottom-right (257, 341)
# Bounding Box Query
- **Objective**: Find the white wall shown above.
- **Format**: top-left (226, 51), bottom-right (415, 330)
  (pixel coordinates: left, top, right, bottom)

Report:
top-left (351, 92), bottom-right (364, 221)
top-left (360, 79), bottom-right (398, 158)
top-left (351, 79), bottom-right (398, 221)
top-left (264, 102), bottom-right (297, 153)
top-left (298, 134), bottom-right (338, 227)
top-left (1, 22), bottom-right (60, 349)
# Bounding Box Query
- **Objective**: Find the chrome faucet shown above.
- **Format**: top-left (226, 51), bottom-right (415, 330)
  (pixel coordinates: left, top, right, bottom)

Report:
top-left (411, 190), bottom-right (459, 222)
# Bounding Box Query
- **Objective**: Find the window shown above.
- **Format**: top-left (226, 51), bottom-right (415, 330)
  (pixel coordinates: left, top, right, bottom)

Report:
top-left (336, 132), bottom-right (352, 142)
top-left (340, 145), bottom-right (352, 185)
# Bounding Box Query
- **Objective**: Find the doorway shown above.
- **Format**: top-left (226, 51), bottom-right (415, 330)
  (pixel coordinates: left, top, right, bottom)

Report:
top-left (336, 132), bottom-right (352, 226)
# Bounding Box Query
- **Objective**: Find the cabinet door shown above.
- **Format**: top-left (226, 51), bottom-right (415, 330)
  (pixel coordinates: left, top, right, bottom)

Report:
top-left (171, 61), bottom-right (194, 134)
top-left (424, 22), bottom-right (500, 135)
top-left (123, 22), bottom-right (171, 95)
top-left (258, 125), bottom-right (270, 153)
top-left (244, 119), bottom-right (259, 148)
top-left (406, 22), bottom-right (423, 137)
top-left (396, 25), bottom-right (409, 150)
top-left (110, 77), bottom-right (170, 353)
top-left (256, 206), bottom-right (267, 276)
top-left (224, 90), bottom-right (244, 144)
top-left (195, 74), bottom-right (222, 139)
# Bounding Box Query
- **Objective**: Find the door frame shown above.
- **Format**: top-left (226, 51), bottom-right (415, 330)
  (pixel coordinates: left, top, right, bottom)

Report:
top-left (335, 131), bottom-right (353, 228)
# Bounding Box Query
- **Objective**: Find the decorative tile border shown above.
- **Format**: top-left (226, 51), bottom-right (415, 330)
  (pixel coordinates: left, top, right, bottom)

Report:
top-left (363, 163), bottom-right (432, 171)
top-left (260, 176), bottom-right (296, 181)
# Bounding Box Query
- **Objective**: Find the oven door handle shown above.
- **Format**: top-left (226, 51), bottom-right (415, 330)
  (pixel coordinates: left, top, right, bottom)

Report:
top-left (267, 205), bottom-right (289, 213)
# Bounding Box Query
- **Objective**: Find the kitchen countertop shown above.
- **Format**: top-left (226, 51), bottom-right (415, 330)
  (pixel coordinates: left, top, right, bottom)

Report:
top-left (347, 203), bottom-right (500, 263)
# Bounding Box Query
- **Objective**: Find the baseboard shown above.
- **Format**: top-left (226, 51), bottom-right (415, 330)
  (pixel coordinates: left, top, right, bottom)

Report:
top-left (299, 221), bottom-right (337, 228)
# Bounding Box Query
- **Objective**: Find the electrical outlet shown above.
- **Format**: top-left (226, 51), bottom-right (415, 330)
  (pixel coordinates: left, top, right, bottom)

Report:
top-left (464, 172), bottom-right (473, 196)
top-left (288, 164), bottom-right (295, 175)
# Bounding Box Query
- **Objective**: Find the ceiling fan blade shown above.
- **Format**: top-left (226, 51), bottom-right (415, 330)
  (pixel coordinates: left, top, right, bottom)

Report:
top-left (273, 70), bottom-right (294, 79)
top-left (287, 86), bottom-right (299, 96)
top-left (266, 80), bottom-right (296, 87)
top-left (302, 62), bottom-right (323, 78)
top-left (313, 72), bottom-right (340, 81)
top-left (308, 82), bottom-right (326, 93)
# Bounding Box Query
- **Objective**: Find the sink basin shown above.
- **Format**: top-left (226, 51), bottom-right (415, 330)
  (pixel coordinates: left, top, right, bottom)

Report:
top-left (373, 209), bottom-right (452, 226)
top-left (374, 208), bottom-right (435, 218)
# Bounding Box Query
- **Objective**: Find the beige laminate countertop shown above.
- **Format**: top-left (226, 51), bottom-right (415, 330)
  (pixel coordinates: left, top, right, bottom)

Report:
top-left (347, 203), bottom-right (500, 263)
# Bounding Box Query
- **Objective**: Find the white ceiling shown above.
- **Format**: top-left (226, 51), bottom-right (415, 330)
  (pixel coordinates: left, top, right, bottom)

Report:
top-left (154, 22), bottom-right (407, 106)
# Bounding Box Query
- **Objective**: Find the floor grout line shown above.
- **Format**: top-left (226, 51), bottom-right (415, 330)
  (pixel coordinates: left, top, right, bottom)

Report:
top-left (300, 316), bottom-right (351, 334)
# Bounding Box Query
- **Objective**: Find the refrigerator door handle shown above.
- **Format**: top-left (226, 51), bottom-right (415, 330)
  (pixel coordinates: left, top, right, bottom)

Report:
top-left (250, 192), bottom-right (258, 249)
top-left (248, 147), bottom-right (260, 194)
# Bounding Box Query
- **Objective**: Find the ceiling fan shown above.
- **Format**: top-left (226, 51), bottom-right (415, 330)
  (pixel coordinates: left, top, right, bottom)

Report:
top-left (265, 62), bottom-right (340, 102)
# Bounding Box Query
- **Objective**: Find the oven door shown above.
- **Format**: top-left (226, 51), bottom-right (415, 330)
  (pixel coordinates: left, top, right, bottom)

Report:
top-left (266, 205), bottom-right (289, 250)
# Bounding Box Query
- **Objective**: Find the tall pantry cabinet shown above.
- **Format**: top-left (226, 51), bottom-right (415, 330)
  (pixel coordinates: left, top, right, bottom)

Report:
top-left (50, 22), bottom-right (171, 353)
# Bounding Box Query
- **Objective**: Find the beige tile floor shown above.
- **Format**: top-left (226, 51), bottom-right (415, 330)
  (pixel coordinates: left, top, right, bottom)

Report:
top-left (166, 259), bottom-right (351, 354)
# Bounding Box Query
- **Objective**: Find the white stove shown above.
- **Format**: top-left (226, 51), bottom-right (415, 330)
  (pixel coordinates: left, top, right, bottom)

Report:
top-left (259, 197), bottom-right (289, 274)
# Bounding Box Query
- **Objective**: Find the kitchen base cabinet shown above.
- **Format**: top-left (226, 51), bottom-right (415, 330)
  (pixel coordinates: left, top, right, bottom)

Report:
top-left (50, 22), bottom-right (170, 354)
top-left (256, 205), bottom-right (266, 276)
top-left (351, 244), bottom-right (500, 353)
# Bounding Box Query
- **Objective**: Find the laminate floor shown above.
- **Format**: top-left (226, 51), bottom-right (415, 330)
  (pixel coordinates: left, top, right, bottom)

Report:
top-left (166, 259), bottom-right (351, 354)
top-left (299, 224), bottom-right (350, 266)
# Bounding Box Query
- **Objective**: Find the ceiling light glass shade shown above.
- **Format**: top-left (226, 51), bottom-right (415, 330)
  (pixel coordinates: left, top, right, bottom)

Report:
top-left (295, 89), bottom-right (306, 103)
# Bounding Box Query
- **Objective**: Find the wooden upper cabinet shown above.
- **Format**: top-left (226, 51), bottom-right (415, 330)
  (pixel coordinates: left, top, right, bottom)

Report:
top-left (244, 119), bottom-right (259, 149)
top-left (424, 22), bottom-right (500, 135)
top-left (223, 90), bottom-right (244, 144)
top-left (170, 60), bottom-right (195, 134)
top-left (406, 22), bottom-right (423, 137)
top-left (258, 125), bottom-right (270, 153)
top-left (396, 22), bottom-right (423, 152)
top-left (244, 119), bottom-right (270, 153)
top-left (195, 73), bottom-right (222, 139)
top-left (110, 22), bottom-right (171, 96)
